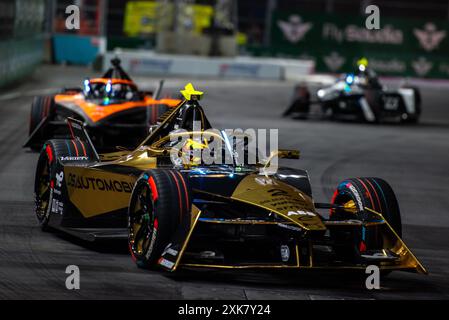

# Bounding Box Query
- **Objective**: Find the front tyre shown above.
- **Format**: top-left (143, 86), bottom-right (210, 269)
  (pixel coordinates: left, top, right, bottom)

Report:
top-left (330, 177), bottom-right (402, 261)
top-left (34, 144), bottom-right (55, 230)
top-left (128, 169), bottom-right (191, 269)
top-left (283, 85), bottom-right (311, 118)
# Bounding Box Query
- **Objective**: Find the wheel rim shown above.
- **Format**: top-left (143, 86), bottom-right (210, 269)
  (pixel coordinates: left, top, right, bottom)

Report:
top-left (129, 183), bottom-right (156, 258)
top-left (35, 154), bottom-right (51, 222)
top-left (331, 191), bottom-right (361, 220)
top-left (331, 185), bottom-right (382, 253)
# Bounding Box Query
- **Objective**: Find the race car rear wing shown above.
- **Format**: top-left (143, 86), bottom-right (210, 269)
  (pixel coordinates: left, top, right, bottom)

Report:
top-left (66, 117), bottom-right (100, 162)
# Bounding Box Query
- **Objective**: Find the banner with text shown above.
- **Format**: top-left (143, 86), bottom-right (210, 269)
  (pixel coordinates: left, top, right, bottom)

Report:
top-left (252, 11), bottom-right (449, 78)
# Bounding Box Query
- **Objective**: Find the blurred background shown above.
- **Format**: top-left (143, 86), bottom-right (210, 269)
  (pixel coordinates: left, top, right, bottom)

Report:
top-left (2, 0), bottom-right (449, 88)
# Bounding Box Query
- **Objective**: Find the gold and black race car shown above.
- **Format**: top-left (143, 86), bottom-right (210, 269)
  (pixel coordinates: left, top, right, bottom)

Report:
top-left (34, 83), bottom-right (426, 274)
top-left (24, 58), bottom-right (181, 151)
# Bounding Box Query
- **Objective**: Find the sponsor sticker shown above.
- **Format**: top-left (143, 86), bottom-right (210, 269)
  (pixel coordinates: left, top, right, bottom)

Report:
top-left (60, 156), bottom-right (89, 161)
top-left (51, 198), bottom-right (64, 214)
top-left (323, 51), bottom-right (346, 72)
top-left (219, 63), bottom-right (261, 77)
top-left (277, 223), bottom-right (303, 232)
top-left (130, 58), bottom-right (172, 74)
top-left (70, 122), bottom-right (82, 130)
top-left (278, 15), bottom-right (312, 43)
top-left (287, 210), bottom-right (316, 217)
top-left (412, 57), bottom-right (433, 76)
top-left (145, 224), bottom-right (158, 259)
top-left (161, 243), bottom-right (179, 257)
top-left (280, 245), bottom-right (290, 262)
top-left (56, 171), bottom-right (64, 188)
top-left (348, 183), bottom-right (363, 210)
top-left (384, 96), bottom-right (399, 110)
top-left (67, 173), bottom-right (134, 193)
top-left (159, 258), bottom-right (175, 269)
top-left (255, 177), bottom-right (274, 186)
top-left (414, 23), bottom-right (446, 52)
top-left (165, 248), bottom-right (179, 257)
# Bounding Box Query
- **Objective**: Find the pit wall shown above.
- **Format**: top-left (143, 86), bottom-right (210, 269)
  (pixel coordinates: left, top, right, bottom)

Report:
top-left (104, 50), bottom-right (315, 81)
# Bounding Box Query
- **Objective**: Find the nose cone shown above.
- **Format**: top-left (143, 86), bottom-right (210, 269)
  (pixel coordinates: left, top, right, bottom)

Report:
top-left (231, 175), bottom-right (326, 231)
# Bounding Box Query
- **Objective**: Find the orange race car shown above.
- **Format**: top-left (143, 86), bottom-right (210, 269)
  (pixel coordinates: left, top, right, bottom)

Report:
top-left (24, 58), bottom-right (181, 151)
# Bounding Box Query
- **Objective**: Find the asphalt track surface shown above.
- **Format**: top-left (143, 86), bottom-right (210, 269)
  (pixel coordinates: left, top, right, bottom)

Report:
top-left (0, 65), bottom-right (448, 299)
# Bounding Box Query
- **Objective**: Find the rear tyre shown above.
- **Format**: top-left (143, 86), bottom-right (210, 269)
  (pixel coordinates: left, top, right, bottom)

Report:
top-left (34, 139), bottom-right (91, 230)
top-left (320, 101), bottom-right (335, 120)
top-left (401, 86), bottom-right (421, 124)
top-left (364, 90), bottom-right (382, 123)
top-left (34, 143), bottom-right (54, 230)
top-left (29, 96), bottom-right (55, 151)
top-left (283, 85), bottom-right (310, 118)
top-left (329, 177), bottom-right (402, 261)
top-left (128, 169), bottom-right (191, 269)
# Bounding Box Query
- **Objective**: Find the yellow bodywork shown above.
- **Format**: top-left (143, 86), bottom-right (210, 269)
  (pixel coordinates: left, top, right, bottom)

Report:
top-left (59, 83), bottom-right (426, 275)
top-left (65, 167), bottom-right (137, 218)
top-left (181, 83), bottom-right (204, 101)
top-left (231, 175), bottom-right (325, 231)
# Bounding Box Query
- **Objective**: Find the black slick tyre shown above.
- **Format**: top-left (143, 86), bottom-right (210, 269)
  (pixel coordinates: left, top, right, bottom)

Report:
top-left (128, 169), bottom-right (191, 269)
top-left (329, 177), bottom-right (402, 261)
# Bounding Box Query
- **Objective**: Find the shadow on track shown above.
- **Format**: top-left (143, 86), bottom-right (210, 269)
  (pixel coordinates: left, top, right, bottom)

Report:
top-left (47, 229), bottom-right (129, 254)
top-left (165, 267), bottom-right (440, 298)
top-left (42, 224), bottom-right (443, 298)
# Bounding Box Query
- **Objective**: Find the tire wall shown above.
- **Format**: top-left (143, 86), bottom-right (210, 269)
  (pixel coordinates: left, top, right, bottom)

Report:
top-left (0, 0), bottom-right (46, 89)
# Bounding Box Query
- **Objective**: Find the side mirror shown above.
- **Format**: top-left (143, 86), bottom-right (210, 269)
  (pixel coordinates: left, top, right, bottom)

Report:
top-left (277, 149), bottom-right (300, 159)
top-left (257, 149), bottom-right (300, 171)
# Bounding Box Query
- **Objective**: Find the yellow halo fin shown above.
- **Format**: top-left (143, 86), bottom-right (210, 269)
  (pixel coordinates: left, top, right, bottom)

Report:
top-left (181, 83), bottom-right (204, 101)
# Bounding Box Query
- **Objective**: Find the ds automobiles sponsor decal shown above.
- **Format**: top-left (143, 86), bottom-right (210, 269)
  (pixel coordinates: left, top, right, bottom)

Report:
top-left (65, 167), bottom-right (136, 217)
top-left (67, 173), bottom-right (134, 193)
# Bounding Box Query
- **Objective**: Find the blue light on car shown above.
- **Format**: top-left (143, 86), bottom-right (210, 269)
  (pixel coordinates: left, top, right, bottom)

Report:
top-left (84, 79), bottom-right (90, 92)
top-left (345, 74), bottom-right (354, 85)
top-left (344, 84), bottom-right (352, 93)
top-left (191, 168), bottom-right (207, 175)
top-left (106, 80), bottom-right (112, 93)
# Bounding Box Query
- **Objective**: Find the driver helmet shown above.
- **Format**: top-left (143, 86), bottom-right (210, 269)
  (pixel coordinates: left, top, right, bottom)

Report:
top-left (357, 57), bottom-right (369, 72)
